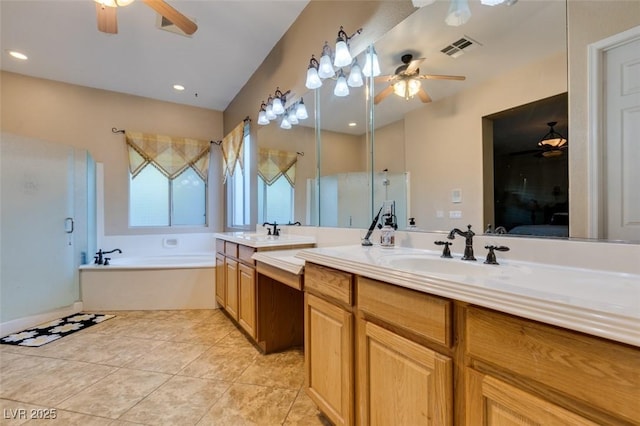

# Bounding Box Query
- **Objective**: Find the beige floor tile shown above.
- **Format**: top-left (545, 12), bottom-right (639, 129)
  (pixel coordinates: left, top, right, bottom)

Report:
top-left (120, 375), bottom-right (230, 425)
top-left (282, 390), bottom-right (333, 426)
top-left (197, 383), bottom-right (297, 426)
top-left (236, 348), bottom-right (305, 389)
top-left (214, 328), bottom-right (256, 350)
top-left (122, 341), bottom-right (211, 374)
top-left (168, 319), bottom-right (236, 345)
top-left (178, 345), bottom-right (258, 382)
top-left (58, 368), bottom-right (170, 419)
top-left (166, 309), bottom-right (219, 323)
top-left (0, 355), bottom-right (116, 406)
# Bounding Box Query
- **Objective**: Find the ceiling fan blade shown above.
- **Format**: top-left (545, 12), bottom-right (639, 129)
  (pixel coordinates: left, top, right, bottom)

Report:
top-left (417, 74), bottom-right (466, 81)
top-left (96, 3), bottom-right (118, 34)
top-left (141, 0), bottom-right (198, 35)
top-left (374, 85), bottom-right (395, 105)
top-left (405, 58), bottom-right (425, 75)
top-left (375, 75), bottom-right (398, 83)
top-left (417, 88), bottom-right (432, 103)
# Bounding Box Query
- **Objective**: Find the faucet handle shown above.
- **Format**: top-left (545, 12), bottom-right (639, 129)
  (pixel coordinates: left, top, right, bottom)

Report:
top-left (103, 257), bottom-right (111, 266)
top-left (434, 241), bottom-right (453, 258)
top-left (484, 245), bottom-right (510, 265)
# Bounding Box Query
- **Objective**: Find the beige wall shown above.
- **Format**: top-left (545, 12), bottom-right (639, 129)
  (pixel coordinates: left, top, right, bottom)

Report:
top-left (567, 0), bottom-right (640, 238)
top-left (374, 120), bottom-right (405, 174)
top-left (1, 71), bottom-right (224, 235)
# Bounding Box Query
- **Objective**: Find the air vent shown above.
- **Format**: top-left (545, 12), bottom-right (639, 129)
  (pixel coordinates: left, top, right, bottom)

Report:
top-left (441, 36), bottom-right (482, 58)
top-left (156, 14), bottom-right (194, 37)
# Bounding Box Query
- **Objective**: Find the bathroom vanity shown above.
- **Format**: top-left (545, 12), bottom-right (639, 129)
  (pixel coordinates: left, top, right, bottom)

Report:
top-left (297, 245), bottom-right (640, 426)
top-left (214, 232), bottom-right (315, 353)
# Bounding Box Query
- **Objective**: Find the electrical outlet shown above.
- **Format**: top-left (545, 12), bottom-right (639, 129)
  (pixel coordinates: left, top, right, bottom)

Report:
top-left (449, 210), bottom-right (462, 219)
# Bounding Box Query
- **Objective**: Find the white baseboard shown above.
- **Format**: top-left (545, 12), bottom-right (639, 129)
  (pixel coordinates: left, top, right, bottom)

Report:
top-left (0, 301), bottom-right (84, 337)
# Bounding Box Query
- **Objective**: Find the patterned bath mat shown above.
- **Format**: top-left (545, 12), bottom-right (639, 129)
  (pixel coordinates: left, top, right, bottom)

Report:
top-left (1, 313), bottom-right (115, 347)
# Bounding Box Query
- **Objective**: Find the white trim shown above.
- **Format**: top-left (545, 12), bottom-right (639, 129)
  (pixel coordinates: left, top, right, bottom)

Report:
top-left (587, 25), bottom-right (640, 238)
top-left (0, 301), bottom-right (83, 337)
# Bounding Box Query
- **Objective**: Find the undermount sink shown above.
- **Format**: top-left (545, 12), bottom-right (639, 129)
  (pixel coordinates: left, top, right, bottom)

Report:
top-left (377, 254), bottom-right (506, 278)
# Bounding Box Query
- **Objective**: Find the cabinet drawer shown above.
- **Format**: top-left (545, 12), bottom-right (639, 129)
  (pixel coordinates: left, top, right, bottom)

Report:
top-left (224, 241), bottom-right (238, 258)
top-left (357, 277), bottom-right (452, 347)
top-left (466, 306), bottom-right (640, 423)
top-left (305, 263), bottom-right (353, 306)
top-left (239, 244), bottom-right (256, 265)
top-left (216, 239), bottom-right (225, 254)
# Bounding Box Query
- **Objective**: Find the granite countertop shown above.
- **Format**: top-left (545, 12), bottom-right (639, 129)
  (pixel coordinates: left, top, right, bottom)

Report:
top-left (295, 245), bottom-right (640, 347)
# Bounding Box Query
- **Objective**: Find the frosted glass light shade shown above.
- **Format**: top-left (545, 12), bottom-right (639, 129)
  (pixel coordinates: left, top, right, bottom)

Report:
top-left (272, 97), bottom-right (284, 115)
top-left (296, 101), bottom-right (308, 120)
top-left (393, 79), bottom-right (421, 99)
top-left (318, 54), bottom-right (336, 79)
top-left (288, 110), bottom-right (299, 125)
top-left (445, 0), bottom-right (471, 26)
top-left (280, 116), bottom-right (291, 129)
top-left (306, 67), bottom-right (322, 89)
top-left (347, 61), bottom-right (364, 87)
top-left (257, 111), bottom-right (269, 125)
top-left (334, 72), bottom-right (349, 97)
top-left (362, 47), bottom-right (381, 77)
top-left (265, 104), bottom-right (276, 120)
top-left (334, 40), bottom-right (352, 68)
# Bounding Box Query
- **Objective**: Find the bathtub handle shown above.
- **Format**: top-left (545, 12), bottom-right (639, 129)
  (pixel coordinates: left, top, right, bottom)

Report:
top-left (65, 217), bottom-right (74, 234)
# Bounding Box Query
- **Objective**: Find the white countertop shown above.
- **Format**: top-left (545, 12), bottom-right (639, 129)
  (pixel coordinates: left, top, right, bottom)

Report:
top-left (296, 245), bottom-right (640, 347)
top-left (252, 249), bottom-right (305, 275)
top-left (215, 232), bottom-right (315, 249)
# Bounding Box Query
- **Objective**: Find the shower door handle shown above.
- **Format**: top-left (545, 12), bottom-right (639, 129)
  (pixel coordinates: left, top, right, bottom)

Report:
top-left (65, 217), bottom-right (74, 234)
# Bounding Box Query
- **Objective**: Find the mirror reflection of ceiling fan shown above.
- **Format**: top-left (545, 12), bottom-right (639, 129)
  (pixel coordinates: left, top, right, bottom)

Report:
top-left (95, 0), bottom-right (197, 36)
top-left (374, 54), bottom-right (466, 105)
top-left (510, 122), bottom-right (568, 158)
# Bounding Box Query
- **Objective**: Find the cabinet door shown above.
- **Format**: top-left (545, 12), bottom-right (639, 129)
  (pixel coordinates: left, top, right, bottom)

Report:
top-left (238, 263), bottom-right (256, 338)
top-left (215, 254), bottom-right (225, 307)
top-left (225, 258), bottom-right (239, 320)
top-left (359, 320), bottom-right (452, 426)
top-left (305, 293), bottom-right (353, 426)
top-left (466, 368), bottom-right (599, 426)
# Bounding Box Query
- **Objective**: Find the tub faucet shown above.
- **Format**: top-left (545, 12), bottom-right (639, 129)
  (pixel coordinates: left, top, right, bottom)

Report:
top-left (262, 222), bottom-right (280, 236)
top-left (447, 224), bottom-right (476, 261)
top-left (94, 248), bottom-right (122, 265)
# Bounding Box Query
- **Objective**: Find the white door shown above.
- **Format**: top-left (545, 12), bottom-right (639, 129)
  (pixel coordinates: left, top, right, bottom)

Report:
top-left (604, 33), bottom-right (640, 241)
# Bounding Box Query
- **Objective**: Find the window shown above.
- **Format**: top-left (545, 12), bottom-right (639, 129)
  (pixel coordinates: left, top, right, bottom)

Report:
top-left (226, 125), bottom-right (252, 229)
top-left (258, 174), bottom-right (294, 224)
top-left (126, 131), bottom-right (210, 228)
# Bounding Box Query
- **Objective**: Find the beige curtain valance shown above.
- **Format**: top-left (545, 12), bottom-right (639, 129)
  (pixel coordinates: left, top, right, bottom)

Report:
top-left (221, 122), bottom-right (246, 183)
top-left (126, 131), bottom-right (210, 181)
top-left (257, 148), bottom-right (297, 187)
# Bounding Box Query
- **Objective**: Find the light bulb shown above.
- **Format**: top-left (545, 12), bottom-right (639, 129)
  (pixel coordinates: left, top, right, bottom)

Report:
top-left (347, 60), bottom-right (363, 87)
top-left (445, 0), bottom-right (471, 26)
top-left (318, 53), bottom-right (335, 79)
top-left (272, 97), bottom-right (284, 115)
top-left (362, 46), bottom-right (381, 77)
top-left (265, 104), bottom-right (276, 120)
top-left (334, 70), bottom-right (349, 97)
top-left (288, 110), bottom-right (299, 125)
top-left (306, 67), bottom-right (322, 89)
top-left (280, 116), bottom-right (291, 129)
top-left (334, 39), bottom-right (352, 68)
top-left (257, 111), bottom-right (269, 125)
top-left (296, 100), bottom-right (309, 120)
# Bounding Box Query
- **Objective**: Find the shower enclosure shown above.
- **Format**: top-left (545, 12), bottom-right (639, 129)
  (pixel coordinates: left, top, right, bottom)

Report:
top-left (1, 132), bottom-right (95, 326)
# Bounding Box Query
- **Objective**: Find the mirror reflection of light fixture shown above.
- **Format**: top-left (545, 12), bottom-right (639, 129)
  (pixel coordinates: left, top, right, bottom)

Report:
top-left (265, 95), bottom-right (277, 120)
top-left (334, 69), bottom-right (350, 97)
top-left (305, 56), bottom-right (322, 89)
top-left (257, 102), bottom-right (270, 125)
top-left (318, 42), bottom-right (336, 79)
top-left (347, 59), bottom-right (364, 87)
top-left (272, 87), bottom-right (290, 115)
top-left (287, 109), bottom-right (299, 125)
top-left (296, 98), bottom-right (309, 120)
top-left (539, 121), bottom-right (567, 148)
top-left (445, 0), bottom-right (471, 26)
top-left (334, 26), bottom-right (362, 67)
top-left (362, 45), bottom-right (381, 77)
top-left (280, 116), bottom-right (291, 130)
top-left (257, 92), bottom-right (308, 129)
top-left (393, 78), bottom-right (422, 100)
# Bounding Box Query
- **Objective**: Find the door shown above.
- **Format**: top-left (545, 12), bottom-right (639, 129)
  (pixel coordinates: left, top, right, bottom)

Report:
top-left (604, 32), bottom-right (640, 240)
top-left (238, 263), bottom-right (256, 338)
top-left (0, 133), bottom-right (90, 324)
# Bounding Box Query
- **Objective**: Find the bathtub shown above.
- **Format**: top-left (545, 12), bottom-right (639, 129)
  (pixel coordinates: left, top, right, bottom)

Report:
top-left (79, 254), bottom-right (217, 311)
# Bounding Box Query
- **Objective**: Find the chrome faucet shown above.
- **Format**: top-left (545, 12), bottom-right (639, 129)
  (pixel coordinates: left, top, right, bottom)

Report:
top-left (94, 248), bottom-right (122, 265)
top-left (262, 222), bottom-right (280, 236)
top-left (447, 224), bottom-right (476, 261)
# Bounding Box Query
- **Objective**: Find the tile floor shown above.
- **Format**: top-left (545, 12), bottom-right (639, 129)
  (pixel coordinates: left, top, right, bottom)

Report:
top-left (0, 309), bottom-right (332, 425)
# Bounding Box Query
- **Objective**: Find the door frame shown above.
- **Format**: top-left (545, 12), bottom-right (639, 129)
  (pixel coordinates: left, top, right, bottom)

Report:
top-left (587, 25), bottom-right (640, 239)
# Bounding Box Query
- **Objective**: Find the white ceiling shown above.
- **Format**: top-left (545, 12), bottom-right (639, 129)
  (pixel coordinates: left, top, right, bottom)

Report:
top-left (1, 0), bottom-right (309, 111)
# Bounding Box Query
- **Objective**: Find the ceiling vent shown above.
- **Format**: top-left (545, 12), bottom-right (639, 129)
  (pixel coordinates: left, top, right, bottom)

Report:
top-left (441, 36), bottom-right (482, 58)
top-left (156, 14), bottom-right (195, 37)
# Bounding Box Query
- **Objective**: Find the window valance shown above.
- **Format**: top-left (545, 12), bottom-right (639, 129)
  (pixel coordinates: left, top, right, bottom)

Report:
top-left (221, 122), bottom-right (246, 183)
top-left (126, 131), bottom-right (210, 181)
top-left (257, 148), bottom-right (297, 187)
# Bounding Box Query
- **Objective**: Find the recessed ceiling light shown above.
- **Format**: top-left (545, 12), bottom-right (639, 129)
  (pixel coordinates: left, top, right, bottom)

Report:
top-left (348, 122), bottom-right (357, 127)
top-left (8, 50), bottom-right (28, 60)
top-left (173, 84), bottom-right (185, 91)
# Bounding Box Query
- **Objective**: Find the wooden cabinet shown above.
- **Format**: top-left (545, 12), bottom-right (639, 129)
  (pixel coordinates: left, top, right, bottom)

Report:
top-left (224, 257), bottom-right (239, 320)
top-left (215, 253), bottom-right (225, 307)
top-left (238, 262), bottom-right (256, 338)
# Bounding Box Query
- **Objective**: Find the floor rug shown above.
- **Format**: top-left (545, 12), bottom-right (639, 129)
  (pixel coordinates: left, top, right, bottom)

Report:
top-left (1, 313), bottom-right (115, 347)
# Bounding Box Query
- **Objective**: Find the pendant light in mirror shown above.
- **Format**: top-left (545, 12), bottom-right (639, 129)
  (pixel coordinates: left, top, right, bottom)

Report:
top-left (318, 42), bottom-right (336, 79)
top-left (305, 56), bottom-right (322, 89)
top-left (295, 98), bottom-right (308, 120)
top-left (362, 45), bottom-right (381, 77)
top-left (334, 69), bottom-right (349, 97)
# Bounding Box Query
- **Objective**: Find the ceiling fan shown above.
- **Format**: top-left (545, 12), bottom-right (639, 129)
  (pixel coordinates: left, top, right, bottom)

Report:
top-left (374, 54), bottom-right (465, 105)
top-left (95, 0), bottom-right (197, 36)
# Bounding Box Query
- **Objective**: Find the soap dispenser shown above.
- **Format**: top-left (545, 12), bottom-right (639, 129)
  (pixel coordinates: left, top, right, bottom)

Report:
top-left (380, 217), bottom-right (395, 248)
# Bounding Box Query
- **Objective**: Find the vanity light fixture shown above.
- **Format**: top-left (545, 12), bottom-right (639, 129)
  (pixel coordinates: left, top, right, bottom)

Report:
top-left (305, 56), bottom-right (323, 89)
top-left (318, 42), bottom-right (336, 79)
top-left (446, 0), bottom-right (472, 26)
top-left (287, 109), bottom-right (299, 125)
top-left (280, 115), bottom-right (292, 130)
top-left (347, 58), bottom-right (364, 87)
top-left (334, 26), bottom-right (362, 68)
top-left (265, 95), bottom-right (277, 120)
top-left (296, 98), bottom-right (309, 120)
top-left (362, 45), bottom-right (381, 77)
top-left (334, 69), bottom-right (350, 97)
top-left (539, 121), bottom-right (567, 148)
top-left (257, 102), bottom-right (270, 125)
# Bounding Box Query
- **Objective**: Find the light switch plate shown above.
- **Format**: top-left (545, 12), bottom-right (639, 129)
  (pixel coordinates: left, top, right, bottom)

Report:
top-left (452, 189), bottom-right (462, 203)
top-left (449, 210), bottom-right (462, 219)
